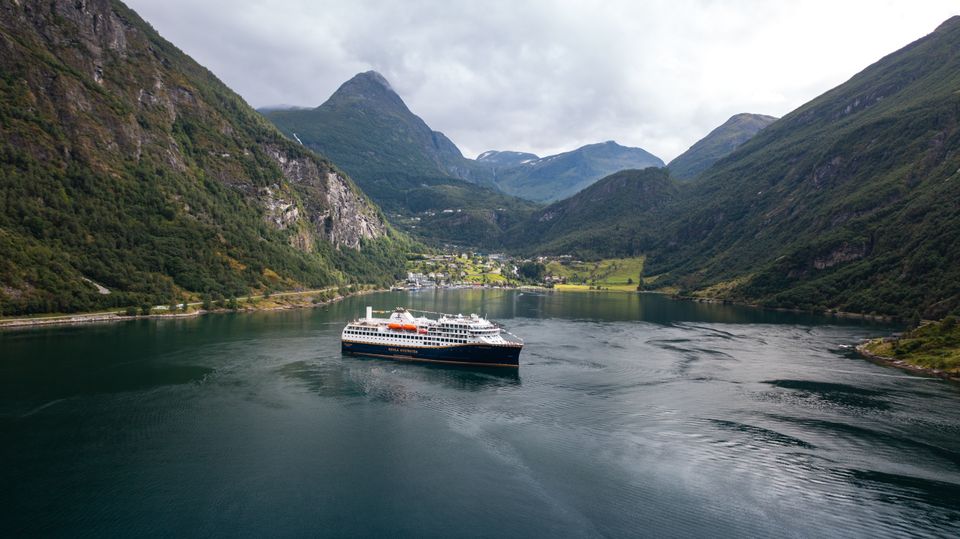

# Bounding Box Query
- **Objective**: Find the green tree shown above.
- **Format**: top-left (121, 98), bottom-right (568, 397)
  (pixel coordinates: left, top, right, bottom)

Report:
top-left (518, 261), bottom-right (546, 282)
top-left (941, 315), bottom-right (957, 331)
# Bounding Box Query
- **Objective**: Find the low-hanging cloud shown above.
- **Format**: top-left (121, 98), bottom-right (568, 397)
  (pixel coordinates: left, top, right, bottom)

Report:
top-left (127, 0), bottom-right (957, 161)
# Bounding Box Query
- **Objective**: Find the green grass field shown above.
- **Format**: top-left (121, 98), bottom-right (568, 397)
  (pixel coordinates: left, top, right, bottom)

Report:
top-left (546, 257), bottom-right (644, 289)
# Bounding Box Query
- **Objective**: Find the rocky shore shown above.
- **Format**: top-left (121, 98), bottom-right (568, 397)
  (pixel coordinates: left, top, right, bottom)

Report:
top-left (857, 338), bottom-right (960, 383)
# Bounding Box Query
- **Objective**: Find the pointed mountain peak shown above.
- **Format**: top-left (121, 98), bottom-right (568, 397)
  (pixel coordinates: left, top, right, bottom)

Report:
top-left (354, 70), bottom-right (394, 91)
top-left (327, 70), bottom-right (405, 110)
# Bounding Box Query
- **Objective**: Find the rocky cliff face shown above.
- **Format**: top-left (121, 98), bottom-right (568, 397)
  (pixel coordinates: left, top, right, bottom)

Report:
top-left (261, 71), bottom-right (538, 247)
top-left (3, 0), bottom-right (386, 250)
top-left (265, 146), bottom-right (385, 249)
top-left (0, 0), bottom-right (399, 315)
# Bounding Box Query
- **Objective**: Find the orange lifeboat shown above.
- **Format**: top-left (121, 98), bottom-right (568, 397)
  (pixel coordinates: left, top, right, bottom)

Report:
top-left (402, 324), bottom-right (417, 331)
top-left (418, 328), bottom-right (428, 334)
top-left (387, 322), bottom-right (403, 330)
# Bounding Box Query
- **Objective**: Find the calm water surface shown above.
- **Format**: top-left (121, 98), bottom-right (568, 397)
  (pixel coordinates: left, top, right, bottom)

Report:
top-left (2, 290), bottom-right (959, 537)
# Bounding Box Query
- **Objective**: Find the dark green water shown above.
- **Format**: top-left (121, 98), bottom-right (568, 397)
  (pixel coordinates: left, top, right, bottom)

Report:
top-left (2, 290), bottom-right (959, 537)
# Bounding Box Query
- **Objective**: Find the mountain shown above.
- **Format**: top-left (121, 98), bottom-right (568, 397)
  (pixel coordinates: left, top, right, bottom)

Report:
top-left (263, 71), bottom-right (492, 186)
top-left (262, 72), bottom-right (537, 246)
top-left (476, 150), bottom-right (540, 168)
top-left (0, 0), bottom-right (407, 316)
top-left (503, 168), bottom-right (676, 258)
top-left (516, 16), bottom-right (960, 318)
top-left (489, 141), bottom-right (665, 202)
top-left (667, 113), bottom-right (777, 180)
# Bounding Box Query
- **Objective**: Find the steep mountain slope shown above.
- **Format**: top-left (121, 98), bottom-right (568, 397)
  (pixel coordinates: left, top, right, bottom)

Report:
top-left (654, 15), bottom-right (960, 317)
top-left (262, 71), bottom-right (538, 246)
top-left (503, 168), bottom-right (676, 258)
top-left (0, 0), bottom-right (407, 315)
top-left (490, 141), bottom-right (664, 202)
top-left (667, 113), bottom-right (777, 180)
top-left (263, 71), bottom-right (494, 186)
top-left (520, 16), bottom-right (960, 318)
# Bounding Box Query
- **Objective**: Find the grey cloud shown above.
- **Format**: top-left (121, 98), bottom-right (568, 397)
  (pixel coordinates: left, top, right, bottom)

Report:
top-left (127, 0), bottom-right (957, 161)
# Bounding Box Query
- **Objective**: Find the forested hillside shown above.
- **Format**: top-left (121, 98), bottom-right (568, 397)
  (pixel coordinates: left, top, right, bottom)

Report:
top-left (667, 113), bottom-right (777, 181)
top-left (503, 168), bottom-right (676, 259)
top-left (263, 71), bottom-right (538, 246)
top-left (515, 17), bottom-right (960, 318)
top-left (0, 0), bottom-right (408, 315)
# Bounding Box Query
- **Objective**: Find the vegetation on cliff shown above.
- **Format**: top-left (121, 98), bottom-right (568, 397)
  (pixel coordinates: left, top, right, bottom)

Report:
top-left (862, 317), bottom-right (960, 375)
top-left (667, 113), bottom-right (777, 181)
top-left (512, 17), bottom-right (960, 320)
top-left (0, 0), bottom-right (408, 316)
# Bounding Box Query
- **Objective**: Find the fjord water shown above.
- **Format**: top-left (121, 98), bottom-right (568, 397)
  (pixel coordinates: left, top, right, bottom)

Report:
top-left (2, 291), bottom-right (959, 537)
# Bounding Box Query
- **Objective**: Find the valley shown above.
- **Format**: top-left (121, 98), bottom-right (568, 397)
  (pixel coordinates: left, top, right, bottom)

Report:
top-left (4, 3), bottom-right (960, 536)
top-left (1, 2), bottom-right (959, 373)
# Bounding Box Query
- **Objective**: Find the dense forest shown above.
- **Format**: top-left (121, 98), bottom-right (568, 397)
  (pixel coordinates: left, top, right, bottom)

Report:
top-left (0, 0), bottom-right (408, 316)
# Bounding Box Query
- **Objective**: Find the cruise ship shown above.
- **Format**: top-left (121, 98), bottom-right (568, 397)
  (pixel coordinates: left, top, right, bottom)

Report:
top-left (341, 307), bottom-right (523, 368)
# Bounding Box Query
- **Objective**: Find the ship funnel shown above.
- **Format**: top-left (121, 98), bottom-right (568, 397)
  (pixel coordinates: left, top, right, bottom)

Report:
top-left (366, 306), bottom-right (372, 320)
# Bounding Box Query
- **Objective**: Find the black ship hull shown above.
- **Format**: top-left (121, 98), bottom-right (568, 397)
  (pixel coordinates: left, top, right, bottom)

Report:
top-left (341, 340), bottom-right (521, 368)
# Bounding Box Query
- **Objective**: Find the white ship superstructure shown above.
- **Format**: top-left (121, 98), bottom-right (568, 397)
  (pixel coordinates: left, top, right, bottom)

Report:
top-left (340, 307), bottom-right (522, 367)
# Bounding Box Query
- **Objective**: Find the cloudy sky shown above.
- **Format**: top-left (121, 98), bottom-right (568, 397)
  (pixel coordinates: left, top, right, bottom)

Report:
top-left (127, 0), bottom-right (956, 161)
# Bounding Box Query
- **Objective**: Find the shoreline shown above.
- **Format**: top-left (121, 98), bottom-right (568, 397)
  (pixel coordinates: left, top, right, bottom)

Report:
top-left (0, 284), bottom-right (899, 332)
top-left (4, 283), bottom-right (951, 387)
top-left (539, 285), bottom-right (898, 324)
top-left (855, 340), bottom-right (960, 383)
top-left (0, 287), bottom-right (385, 331)
top-left (671, 293), bottom-right (898, 323)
